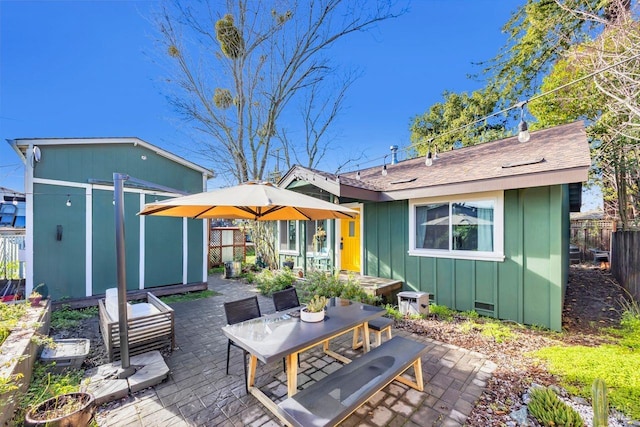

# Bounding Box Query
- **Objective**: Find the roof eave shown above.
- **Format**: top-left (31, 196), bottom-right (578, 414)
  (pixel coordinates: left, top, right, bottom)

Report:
top-left (380, 166), bottom-right (590, 201)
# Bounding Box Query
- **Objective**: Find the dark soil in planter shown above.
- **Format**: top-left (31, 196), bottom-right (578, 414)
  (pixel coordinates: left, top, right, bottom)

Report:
top-left (25, 392), bottom-right (95, 426)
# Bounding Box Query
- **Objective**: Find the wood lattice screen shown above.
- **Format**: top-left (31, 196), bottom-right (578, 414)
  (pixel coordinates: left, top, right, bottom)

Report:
top-left (209, 227), bottom-right (246, 267)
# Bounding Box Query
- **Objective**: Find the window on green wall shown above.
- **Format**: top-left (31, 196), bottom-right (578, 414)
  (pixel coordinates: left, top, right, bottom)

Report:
top-left (278, 220), bottom-right (298, 253)
top-left (409, 191), bottom-right (504, 261)
top-left (306, 220), bottom-right (328, 254)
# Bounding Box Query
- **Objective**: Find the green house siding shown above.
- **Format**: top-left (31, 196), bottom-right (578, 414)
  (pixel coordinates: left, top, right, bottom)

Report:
top-left (362, 185), bottom-right (569, 330)
top-left (30, 142), bottom-right (207, 300)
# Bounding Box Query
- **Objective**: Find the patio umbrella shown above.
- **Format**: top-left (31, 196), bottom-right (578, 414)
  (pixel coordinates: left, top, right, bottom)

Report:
top-left (138, 181), bottom-right (357, 220)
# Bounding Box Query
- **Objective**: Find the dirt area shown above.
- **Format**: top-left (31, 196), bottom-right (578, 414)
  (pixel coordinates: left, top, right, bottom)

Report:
top-left (50, 265), bottom-right (632, 426)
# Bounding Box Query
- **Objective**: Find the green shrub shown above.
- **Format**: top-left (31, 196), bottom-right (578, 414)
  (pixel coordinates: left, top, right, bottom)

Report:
top-left (527, 387), bottom-right (583, 427)
top-left (253, 269), bottom-right (297, 296)
top-left (429, 304), bottom-right (454, 321)
top-left (620, 310), bottom-right (640, 351)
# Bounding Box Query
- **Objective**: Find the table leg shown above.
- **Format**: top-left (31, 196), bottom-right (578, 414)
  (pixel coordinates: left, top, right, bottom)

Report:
top-left (248, 354), bottom-right (258, 389)
top-left (286, 352), bottom-right (299, 397)
top-left (362, 322), bottom-right (371, 353)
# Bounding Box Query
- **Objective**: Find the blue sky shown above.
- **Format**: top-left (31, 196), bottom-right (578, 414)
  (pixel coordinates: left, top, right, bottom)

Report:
top-left (2, 1), bottom-right (532, 194)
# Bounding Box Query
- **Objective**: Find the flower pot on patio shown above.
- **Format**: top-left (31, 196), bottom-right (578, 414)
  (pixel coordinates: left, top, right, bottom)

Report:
top-left (300, 307), bottom-right (325, 322)
top-left (25, 392), bottom-right (95, 427)
top-left (283, 260), bottom-right (294, 270)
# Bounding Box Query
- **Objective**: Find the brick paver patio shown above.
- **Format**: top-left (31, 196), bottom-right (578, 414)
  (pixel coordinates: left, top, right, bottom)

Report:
top-left (95, 276), bottom-right (496, 426)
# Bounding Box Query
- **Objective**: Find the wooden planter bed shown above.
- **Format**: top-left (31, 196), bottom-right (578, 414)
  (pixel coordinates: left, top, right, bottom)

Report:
top-left (98, 292), bottom-right (175, 362)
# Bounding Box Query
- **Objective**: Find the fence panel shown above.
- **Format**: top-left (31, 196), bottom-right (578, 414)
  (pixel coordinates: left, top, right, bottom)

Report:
top-left (0, 233), bottom-right (26, 279)
top-left (208, 227), bottom-right (246, 268)
top-left (570, 219), bottom-right (615, 262)
top-left (611, 231), bottom-right (640, 301)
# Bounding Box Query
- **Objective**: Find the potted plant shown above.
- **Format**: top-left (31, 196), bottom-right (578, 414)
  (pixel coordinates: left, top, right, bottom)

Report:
top-left (283, 257), bottom-right (295, 270)
top-left (28, 291), bottom-right (42, 307)
top-left (25, 391), bottom-right (96, 427)
top-left (300, 295), bottom-right (327, 322)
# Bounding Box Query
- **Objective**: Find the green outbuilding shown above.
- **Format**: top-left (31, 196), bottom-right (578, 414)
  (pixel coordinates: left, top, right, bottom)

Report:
top-left (278, 121), bottom-right (591, 331)
top-left (8, 137), bottom-right (212, 300)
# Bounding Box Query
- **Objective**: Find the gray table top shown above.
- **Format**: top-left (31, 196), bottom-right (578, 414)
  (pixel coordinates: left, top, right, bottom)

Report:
top-left (221, 297), bottom-right (386, 364)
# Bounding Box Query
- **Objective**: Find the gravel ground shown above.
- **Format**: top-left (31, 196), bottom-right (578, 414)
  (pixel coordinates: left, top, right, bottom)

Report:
top-left (51, 264), bottom-right (636, 426)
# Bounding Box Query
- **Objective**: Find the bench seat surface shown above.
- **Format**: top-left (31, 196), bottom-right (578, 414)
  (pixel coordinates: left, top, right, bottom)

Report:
top-left (278, 335), bottom-right (426, 427)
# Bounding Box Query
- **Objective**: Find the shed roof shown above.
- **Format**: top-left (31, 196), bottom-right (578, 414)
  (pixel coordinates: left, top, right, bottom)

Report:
top-left (8, 137), bottom-right (213, 177)
top-left (280, 121), bottom-right (591, 202)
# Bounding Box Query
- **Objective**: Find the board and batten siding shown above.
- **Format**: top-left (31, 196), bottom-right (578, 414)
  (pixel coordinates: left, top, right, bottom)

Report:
top-left (362, 185), bottom-right (570, 331)
top-left (30, 142), bottom-right (206, 300)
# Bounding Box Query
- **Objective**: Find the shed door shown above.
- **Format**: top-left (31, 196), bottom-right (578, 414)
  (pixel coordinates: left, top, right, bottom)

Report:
top-left (340, 208), bottom-right (360, 272)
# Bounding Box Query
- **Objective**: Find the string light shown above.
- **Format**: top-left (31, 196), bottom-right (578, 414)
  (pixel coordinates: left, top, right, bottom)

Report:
top-left (356, 170), bottom-right (361, 180)
top-left (12, 195), bottom-right (18, 205)
top-left (517, 101), bottom-right (530, 143)
top-left (66, 195), bottom-right (71, 207)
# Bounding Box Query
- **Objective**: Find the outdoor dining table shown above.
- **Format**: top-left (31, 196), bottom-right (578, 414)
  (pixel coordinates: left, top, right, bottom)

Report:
top-left (221, 297), bottom-right (386, 416)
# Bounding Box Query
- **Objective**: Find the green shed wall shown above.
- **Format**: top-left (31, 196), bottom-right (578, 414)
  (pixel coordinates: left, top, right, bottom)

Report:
top-left (363, 185), bottom-right (570, 330)
top-left (31, 142), bottom-right (206, 300)
top-left (33, 184), bottom-right (87, 300)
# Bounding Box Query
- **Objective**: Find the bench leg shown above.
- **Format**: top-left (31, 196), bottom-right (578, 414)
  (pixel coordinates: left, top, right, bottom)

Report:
top-left (352, 325), bottom-right (363, 349)
top-left (394, 357), bottom-right (424, 392)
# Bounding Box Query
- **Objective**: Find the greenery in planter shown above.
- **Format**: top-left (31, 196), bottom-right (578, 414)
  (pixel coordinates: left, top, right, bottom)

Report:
top-left (250, 268), bottom-right (297, 296)
top-left (14, 363), bottom-right (91, 425)
top-left (51, 306), bottom-right (98, 331)
top-left (296, 271), bottom-right (378, 305)
top-left (0, 301), bottom-right (28, 346)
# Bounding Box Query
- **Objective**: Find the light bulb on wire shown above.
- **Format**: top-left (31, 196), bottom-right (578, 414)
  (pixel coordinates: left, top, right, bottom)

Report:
top-left (517, 101), bottom-right (530, 143)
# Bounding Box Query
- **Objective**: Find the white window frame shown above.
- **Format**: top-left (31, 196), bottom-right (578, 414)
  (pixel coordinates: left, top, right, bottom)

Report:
top-left (278, 220), bottom-right (300, 255)
top-left (408, 190), bottom-right (505, 262)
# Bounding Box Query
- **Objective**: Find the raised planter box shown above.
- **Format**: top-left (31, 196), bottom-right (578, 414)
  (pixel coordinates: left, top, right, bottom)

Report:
top-left (0, 300), bottom-right (51, 426)
top-left (98, 292), bottom-right (175, 362)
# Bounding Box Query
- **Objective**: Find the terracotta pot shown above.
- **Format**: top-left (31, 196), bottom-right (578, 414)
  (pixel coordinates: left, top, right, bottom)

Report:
top-left (25, 392), bottom-right (95, 427)
top-left (300, 307), bottom-right (325, 322)
top-left (28, 296), bottom-right (42, 307)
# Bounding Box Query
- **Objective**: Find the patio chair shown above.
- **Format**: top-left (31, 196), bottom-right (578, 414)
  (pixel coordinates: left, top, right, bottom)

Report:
top-left (224, 296), bottom-right (261, 392)
top-left (272, 287), bottom-right (301, 371)
top-left (272, 287), bottom-right (300, 312)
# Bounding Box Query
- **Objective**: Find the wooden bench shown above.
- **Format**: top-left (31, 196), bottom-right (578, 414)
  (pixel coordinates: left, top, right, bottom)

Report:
top-left (278, 336), bottom-right (426, 427)
top-left (98, 292), bottom-right (175, 362)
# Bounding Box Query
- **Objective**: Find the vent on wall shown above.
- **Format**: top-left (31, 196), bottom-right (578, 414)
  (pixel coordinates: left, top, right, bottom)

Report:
top-left (474, 302), bottom-right (495, 312)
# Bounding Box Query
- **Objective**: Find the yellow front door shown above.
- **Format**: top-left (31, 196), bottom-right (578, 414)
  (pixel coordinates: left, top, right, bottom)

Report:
top-left (340, 208), bottom-right (360, 272)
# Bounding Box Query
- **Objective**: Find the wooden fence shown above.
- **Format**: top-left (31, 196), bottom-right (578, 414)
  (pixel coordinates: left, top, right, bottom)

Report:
top-left (570, 219), bottom-right (615, 262)
top-left (611, 231), bottom-right (640, 301)
top-left (208, 227), bottom-right (246, 268)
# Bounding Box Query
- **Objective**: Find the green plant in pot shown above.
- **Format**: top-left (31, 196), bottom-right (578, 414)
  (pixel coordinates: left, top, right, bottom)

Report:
top-left (301, 295), bottom-right (327, 322)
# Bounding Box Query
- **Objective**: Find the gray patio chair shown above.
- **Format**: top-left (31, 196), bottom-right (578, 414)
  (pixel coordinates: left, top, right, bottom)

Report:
top-left (272, 287), bottom-right (300, 312)
top-left (224, 296), bottom-right (261, 393)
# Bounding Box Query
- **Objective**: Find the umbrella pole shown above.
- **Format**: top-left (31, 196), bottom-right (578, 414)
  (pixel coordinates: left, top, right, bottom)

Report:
top-left (114, 173), bottom-right (134, 376)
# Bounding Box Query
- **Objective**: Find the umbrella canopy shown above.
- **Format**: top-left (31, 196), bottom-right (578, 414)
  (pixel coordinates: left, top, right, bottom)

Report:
top-left (138, 181), bottom-right (357, 220)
